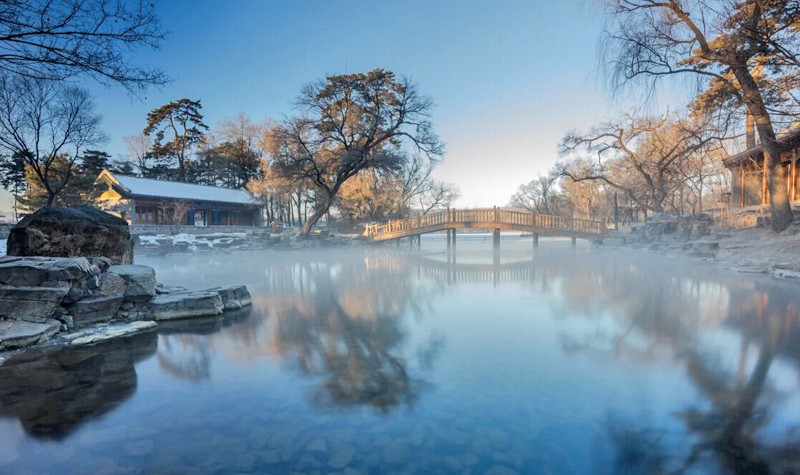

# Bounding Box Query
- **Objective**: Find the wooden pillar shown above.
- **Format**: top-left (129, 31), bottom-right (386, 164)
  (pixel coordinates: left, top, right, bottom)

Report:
top-left (452, 229), bottom-right (456, 249)
top-left (446, 228), bottom-right (451, 250)
top-left (792, 150), bottom-right (798, 202)
top-left (532, 233), bottom-right (539, 248)
top-left (493, 228), bottom-right (500, 250)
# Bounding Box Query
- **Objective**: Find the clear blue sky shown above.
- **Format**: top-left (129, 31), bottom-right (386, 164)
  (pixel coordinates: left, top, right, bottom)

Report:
top-left (2, 0), bottom-right (630, 215)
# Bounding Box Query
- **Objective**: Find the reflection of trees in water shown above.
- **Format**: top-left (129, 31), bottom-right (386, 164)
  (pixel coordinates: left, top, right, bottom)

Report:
top-left (676, 288), bottom-right (800, 474)
top-left (154, 308), bottom-right (253, 381)
top-left (551, 253), bottom-right (800, 473)
top-left (0, 332), bottom-right (156, 439)
top-left (263, 256), bottom-right (446, 413)
top-left (157, 334), bottom-right (212, 382)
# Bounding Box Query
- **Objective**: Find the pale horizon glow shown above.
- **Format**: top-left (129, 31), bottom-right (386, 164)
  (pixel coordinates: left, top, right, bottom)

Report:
top-left (0, 1), bottom-right (633, 215)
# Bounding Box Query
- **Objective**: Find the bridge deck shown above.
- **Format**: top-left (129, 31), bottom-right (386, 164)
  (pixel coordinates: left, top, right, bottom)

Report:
top-left (364, 208), bottom-right (607, 242)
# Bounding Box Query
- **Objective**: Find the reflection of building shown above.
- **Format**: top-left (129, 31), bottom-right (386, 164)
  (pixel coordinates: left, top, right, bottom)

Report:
top-left (724, 127), bottom-right (800, 208)
top-left (95, 170), bottom-right (262, 226)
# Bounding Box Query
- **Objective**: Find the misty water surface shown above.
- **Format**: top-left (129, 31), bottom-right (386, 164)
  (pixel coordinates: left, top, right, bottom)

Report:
top-left (1, 235), bottom-right (800, 474)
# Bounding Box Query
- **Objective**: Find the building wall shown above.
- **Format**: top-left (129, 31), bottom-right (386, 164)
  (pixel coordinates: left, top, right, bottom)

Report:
top-left (728, 146), bottom-right (800, 209)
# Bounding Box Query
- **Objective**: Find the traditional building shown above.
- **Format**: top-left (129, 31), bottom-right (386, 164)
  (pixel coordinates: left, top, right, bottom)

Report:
top-left (724, 126), bottom-right (800, 209)
top-left (96, 170), bottom-right (262, 226)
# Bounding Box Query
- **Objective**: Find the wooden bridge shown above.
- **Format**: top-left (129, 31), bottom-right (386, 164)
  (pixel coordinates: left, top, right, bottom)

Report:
top-left (363, 207), bottom-right (607, 246)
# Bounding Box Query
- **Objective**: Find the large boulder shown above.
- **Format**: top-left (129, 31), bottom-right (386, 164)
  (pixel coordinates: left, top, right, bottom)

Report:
top-left (0, 284), bottom-right (69, 323)
top-left (7, 206), bottom-right (133, 265)
top-left (150, 291), bottom-right (224, 321)
top-left (66, 294), bottom-right (126, 326)
top-left (108, 265), bottom-right (156, 302)
top-left (0, 256), bottom-right (98, 287)
top-left (203, 285), bottom-right (252, 310)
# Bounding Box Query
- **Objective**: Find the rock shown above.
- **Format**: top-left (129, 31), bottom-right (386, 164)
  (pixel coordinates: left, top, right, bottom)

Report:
top-left (328, 448), bottom-right (356, 469)
top-left (89, 257), bottom-right (113, 273)
top-left (260, 450), bottom-right (281, 465)
top-left (66, 293), bottom-right (125, 326)
top-left (108, 265), bottom-right (156, 302)
top-left (55, 312), bottom-right (74, 331)
top-left (150, 291), bottom-right (224, 321)
top-left (0, 284), bottom-right (69, 323)
top-left (203, 285), bottom-right (252, 310)
top-left (693, 242), bottom-right (719, 251)
top-left (155, 283), bottom-right (187, 295)
top-left (114, 302), bottom-right (153, 321)
top-left (7, 206), bottom-right (133, 265)
top-left (0, 319), bottom-right (60, 350)
top-left (0, 256), bottom-right (98, 287)
top-left (774, 268), bottom-right (800, 280)
top-left (306, 437), bottom-right (327, 453)
top-left (602, 237), bottom-right (625, 246)
top-left (66, 321), bottom-right (157, 345)
top-left (92, 273), bottom-right (127, 297)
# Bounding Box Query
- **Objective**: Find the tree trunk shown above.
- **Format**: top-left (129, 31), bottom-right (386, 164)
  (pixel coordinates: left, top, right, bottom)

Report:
top-left (302, 192), bottom-right (331, 236)
top-left (733, 66), bottom-right (793, 231)
top-left (763, 142), bottom-right (793, 231)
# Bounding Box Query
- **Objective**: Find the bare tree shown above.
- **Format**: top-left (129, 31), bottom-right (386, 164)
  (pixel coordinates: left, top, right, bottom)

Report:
top-left (510, 172), bottom-right (561, 214)
top-left (558, 113), bottom-right (724, 214)
top-left (123, 133), bottom-right (151, 175)
top-left (158, 200), bottom-right (189, 233)
top-left (267, 69), bottom-right (443, 236)
top-left (0, 75), bottom-right (104, 207)
top-left (600, 0), bottom-right (800, 230)
top-left (418, 181), bottom-right (460, 215)
top-left (0, 0), bottom-right (166, 93)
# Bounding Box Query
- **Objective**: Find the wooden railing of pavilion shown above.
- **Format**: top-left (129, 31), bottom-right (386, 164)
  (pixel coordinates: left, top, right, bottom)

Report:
top-left (363, 207), bottom-right (607, 242)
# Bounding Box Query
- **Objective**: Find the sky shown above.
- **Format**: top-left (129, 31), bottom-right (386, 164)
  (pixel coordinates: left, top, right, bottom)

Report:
top-left (1, 0), bottom-right (632, 215)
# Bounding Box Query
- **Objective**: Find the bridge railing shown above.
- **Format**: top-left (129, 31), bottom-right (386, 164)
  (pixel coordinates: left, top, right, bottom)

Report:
top-left (364, 207), bottom-right (606, 238)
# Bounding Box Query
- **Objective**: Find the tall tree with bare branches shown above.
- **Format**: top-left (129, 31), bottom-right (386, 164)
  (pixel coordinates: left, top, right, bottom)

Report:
top-left (265, 69), bottom-right (443, 236)
top-left (558, 113), bottom-right (724, 214)
top-left (0, 75), bottom-right (104, 207)
top-left (600, 0), bottom-right (800, 230)
top-left (0, 0), bottom-right (166, 93)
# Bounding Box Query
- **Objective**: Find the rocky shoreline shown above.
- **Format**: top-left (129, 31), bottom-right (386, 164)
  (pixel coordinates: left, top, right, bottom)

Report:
top-left (605, 216), bottom-right (800, 281)
top-left (0, 255), bottom-right (252, 355)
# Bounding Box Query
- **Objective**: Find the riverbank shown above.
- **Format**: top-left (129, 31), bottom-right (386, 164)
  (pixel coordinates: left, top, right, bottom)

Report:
top-left (623, 220), bottom-right (800, 279)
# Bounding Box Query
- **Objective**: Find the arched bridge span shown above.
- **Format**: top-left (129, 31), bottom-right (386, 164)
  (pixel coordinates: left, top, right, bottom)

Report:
top-left (364, 208), bottom-right (607, 243)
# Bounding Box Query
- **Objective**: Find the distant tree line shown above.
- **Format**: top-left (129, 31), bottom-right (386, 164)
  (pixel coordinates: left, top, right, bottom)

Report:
top-left (509, 112), bottom-right (731, 226)
top-left (0, 2), bottom-right (458, 231)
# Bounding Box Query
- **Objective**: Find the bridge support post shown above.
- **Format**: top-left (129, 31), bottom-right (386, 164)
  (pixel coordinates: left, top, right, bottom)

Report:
top-left (452, 229), bottom-right (456, 249)
top-left (571, 237), bottom-right (577, 248)
top-left (446, 229), bottom-right (451, 250)
top-left (493, 228), bottom-right (500, 250)
top-left (532, 233), bottom-right (539, 248)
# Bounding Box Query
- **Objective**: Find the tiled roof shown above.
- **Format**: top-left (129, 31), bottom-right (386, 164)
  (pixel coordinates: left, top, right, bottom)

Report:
top-left (101, 171), bottom-right (257, 206)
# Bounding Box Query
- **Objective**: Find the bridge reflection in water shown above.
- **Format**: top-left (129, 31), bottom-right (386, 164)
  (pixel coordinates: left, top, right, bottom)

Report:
top-left (363, 254), bottom-right (547, 286)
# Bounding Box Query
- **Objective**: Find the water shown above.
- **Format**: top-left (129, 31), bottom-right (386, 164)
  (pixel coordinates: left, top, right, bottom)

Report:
top-left (1, 235), bottom-right (800, 474)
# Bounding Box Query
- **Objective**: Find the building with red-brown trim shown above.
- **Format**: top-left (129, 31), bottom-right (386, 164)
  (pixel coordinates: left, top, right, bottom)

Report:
top-left (96, 170), bottom-right (262, 226)
top-left (724, 127), bottom-right (800, 208)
